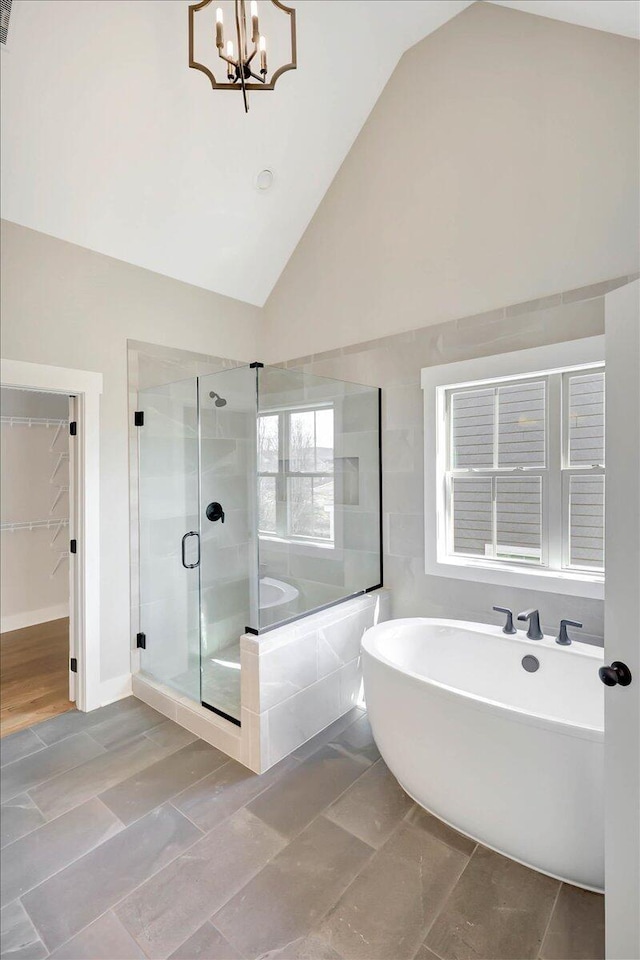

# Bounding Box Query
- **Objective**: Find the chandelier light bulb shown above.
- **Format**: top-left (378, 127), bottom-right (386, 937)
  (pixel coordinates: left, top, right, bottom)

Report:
top-left (259, 34), bottom-right (267, 74)
top-left (250, 1), bottom-right (258, 17)
top-left (226, 39), bottom-right (234, 58)
top-left (216, 7), bottom-right (223, 23)
top-left (215, 7), bottom-right (223, 48)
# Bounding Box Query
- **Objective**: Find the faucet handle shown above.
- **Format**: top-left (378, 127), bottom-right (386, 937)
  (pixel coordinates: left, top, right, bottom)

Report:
top-left (493, 606), bottom-right (517, 635)
top-left (556, 619), bottom-right (582, 646)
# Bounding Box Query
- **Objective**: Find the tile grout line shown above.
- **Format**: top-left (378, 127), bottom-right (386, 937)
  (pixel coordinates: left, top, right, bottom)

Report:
top-left (21, 728), bottom-right (201, 825)
top-left (418, 841), bottom-right (480, 957)
top-left (536, 881), bottom-right (562, 960)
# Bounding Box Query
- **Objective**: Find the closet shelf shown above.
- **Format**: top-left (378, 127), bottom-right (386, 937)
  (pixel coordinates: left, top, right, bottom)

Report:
top-left (1, 518), bottom-right (70, 532)
top-left (0, 416), bottom-right (68, 428)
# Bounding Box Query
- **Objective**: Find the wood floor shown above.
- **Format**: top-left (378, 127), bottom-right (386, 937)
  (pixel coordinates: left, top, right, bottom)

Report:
top-left (0, 618), bottom-right (72, 737)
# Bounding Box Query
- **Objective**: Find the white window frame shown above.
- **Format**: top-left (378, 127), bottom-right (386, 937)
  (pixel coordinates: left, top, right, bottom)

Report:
top-left (421, 336), bottom-right (605, 600)
top-left (258, 403), bottom-right (336, 547)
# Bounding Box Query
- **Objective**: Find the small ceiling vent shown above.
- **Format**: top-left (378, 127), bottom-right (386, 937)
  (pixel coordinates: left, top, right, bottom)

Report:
top-left (1, 0), bottom-right (12, 46)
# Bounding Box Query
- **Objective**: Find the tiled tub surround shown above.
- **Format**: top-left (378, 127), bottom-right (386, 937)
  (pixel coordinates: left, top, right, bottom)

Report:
top-left (276, 276), bottom-right (638, 645)
top-left (133, 589), bottom-right (389, 773)
top-left (0, 697), bottom-right (604, 960)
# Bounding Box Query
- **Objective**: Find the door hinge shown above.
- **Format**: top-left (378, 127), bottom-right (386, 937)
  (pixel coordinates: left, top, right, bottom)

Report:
top-left (70, 658), bottom-right (78, 673)
top-left (69, 421), bottom-right (77, 436)
top-left (136, 632), bottom-right (146, 650)
top-left (134, 411), bottom-right (144, 427)
top-left (69, 539), bottom-right (77, 554)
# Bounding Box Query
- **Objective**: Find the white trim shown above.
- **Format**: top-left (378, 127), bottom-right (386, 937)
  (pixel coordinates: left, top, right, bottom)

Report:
top-left (421, 337), bottom-right (605, 600)
top-left (0, 358), bottom-right (103, 711)
top-left (0, 603), bottom-right (70, 634)
top-left (98, 673), bottom-right (133, 705)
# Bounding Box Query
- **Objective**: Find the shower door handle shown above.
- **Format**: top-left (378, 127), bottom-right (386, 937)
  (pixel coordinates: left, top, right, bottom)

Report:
top-left (181, 531), bottom-right (200, 569)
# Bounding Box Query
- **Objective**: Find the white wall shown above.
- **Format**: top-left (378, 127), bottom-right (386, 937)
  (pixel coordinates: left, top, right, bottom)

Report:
top-left (0, 388), bottom-right (70, 631)
top-left (0, 220), bottom-right (261, 685)
top-left (263, 2), bottom-right (639, 357)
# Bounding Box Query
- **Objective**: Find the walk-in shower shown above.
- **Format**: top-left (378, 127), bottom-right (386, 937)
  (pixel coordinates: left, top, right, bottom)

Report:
top-left (136, 363), bottom-right (382, 726)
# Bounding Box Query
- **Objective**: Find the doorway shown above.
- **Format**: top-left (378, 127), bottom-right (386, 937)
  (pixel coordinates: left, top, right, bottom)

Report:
top-left (0, 357), bottom-right (103, 719)
top-left (0, 388), bottom-right (75, 735)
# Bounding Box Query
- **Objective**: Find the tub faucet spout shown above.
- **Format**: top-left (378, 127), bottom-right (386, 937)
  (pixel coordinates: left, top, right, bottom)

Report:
top-left (517, 609), bottom-right (543, 641)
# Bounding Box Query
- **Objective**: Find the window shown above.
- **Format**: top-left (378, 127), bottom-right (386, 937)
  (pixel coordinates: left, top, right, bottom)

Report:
top-left (446, 369), bottom-right (604, 574)
top-left (258, 405), bottom-right (335, 543)
top-left (421, 337), bottom-right (606, 599)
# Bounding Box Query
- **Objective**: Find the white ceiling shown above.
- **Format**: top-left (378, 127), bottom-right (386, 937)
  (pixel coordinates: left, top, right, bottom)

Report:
top-left (488, 1), bottom-right (640, 39)
top-left (1, 1), bottom-right (637, 306)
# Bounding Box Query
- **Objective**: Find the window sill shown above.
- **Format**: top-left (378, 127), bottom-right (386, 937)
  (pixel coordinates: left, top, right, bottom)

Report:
top-left (429, 554), bottom-right (604, 600)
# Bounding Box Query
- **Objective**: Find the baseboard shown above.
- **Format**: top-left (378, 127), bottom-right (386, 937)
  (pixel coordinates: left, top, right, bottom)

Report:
top-left (0, 603), bottom-right (70, 634)
top-left (98, 673), bottom-right (132, 707)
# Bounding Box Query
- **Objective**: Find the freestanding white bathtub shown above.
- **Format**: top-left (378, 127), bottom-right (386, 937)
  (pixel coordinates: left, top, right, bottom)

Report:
top-left (362, 618), bottom-right (604, 891)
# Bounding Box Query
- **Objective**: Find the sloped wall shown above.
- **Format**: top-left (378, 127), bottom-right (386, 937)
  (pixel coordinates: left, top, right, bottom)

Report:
top-left (263, 2), bottom-right (639, 360)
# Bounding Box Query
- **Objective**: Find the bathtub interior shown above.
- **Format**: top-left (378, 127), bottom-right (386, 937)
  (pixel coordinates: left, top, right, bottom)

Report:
top-left (363, 618), bottom-right (604, 732)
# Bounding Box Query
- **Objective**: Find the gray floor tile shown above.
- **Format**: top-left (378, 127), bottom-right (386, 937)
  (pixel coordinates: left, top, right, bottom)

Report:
top-left (0, 796), bottom-right (45, 849)
top-left (426, 845), bottom-right (559, 960)
top-left (324, 759), bottom-right (413, 849)
top-left (256, 936), bottom-right (343, 959)
top-left (315, 821), bottom-right (469, 960)
top-left (247, 745), bottom-right (369, 840)
top-left (1, 797), bottom-right (123, 907)
top-left (0, 901), bottom-right (47, 960)
top-left (0, 730), bottom-right (45, 768)
top-left (32, 697), bottom-right (145, 746)
top-left (1, 734), bottom-right (105, 804)
top-left (540, 883), bottom-right (605, 960)
top-left (404, 806), bottom-right (477, 858)
top-left (413, 947), bottom-right (441, 960)
top-left (144, 720), bottom-right (198, 751)
top-left (29, 733), bottom-right (175, 820)
top-left (329, 714), bottom-right (381, 766)
top-left (214, 816), bottom-right (372, 959)
top-left (99, 740), bottom-right (228, 825)
top-left (168, 922), bottom-right (242, 960)
top-left (21, 803), bottom-right (201, 952)
top-left (48, 912), bottom-right (146, 960)
top-left (292, 709), bottom-right (364, 762)
top-left (116, 807), bottom-right (285, 958)
top-left (85, 701), bottom-right (166, 750)
top-left (172, 755), bottom-right (299, 833)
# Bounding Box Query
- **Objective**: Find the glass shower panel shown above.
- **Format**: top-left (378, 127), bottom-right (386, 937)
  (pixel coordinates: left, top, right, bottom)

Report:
top-left (198, 366), bottom-right (258, 724)
top-left (257, 366), bottom-right (382, 630)
top-left (138, 378), bottom-right (201, 700)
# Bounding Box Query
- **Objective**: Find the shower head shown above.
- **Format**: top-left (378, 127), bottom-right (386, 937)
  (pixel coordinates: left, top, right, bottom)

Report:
top-left (209, 391), bottom-right (227, 407)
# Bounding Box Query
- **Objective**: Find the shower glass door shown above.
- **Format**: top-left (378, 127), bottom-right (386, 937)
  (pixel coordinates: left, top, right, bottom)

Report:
top-left (137, 378), bottom-right (201, 701)
top-left (198, 366), bottom-right (258, 724)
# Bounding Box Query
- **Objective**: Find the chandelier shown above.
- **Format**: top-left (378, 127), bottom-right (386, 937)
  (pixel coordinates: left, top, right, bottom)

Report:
top-left (188, 0), bottom-right (297, 113)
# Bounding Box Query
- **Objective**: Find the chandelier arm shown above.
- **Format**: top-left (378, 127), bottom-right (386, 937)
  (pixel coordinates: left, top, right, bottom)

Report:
top-left (234, 0), bottom-right (249, 112)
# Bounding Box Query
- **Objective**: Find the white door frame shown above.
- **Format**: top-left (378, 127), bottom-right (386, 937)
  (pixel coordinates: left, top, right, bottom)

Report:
top-left (604, 280), bottom-right (640, 960)
top-left (0, 358), bottom-right (103, 712)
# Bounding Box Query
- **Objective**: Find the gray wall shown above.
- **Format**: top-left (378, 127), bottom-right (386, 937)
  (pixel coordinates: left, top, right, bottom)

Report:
top-left (275, 281), bottom-right (639, 645)
top-left (263, 2), bottom-right (639, 358)
top-left (1, 220), bottom-right (261, 685)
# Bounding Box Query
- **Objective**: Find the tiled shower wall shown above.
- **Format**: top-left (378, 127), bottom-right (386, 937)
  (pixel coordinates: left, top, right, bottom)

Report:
top-left (279, 275), bottom-right (639, 646)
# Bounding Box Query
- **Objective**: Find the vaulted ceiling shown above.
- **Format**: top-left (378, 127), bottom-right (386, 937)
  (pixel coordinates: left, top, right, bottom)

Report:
top-left (1, 1), bottom-right (637, 306)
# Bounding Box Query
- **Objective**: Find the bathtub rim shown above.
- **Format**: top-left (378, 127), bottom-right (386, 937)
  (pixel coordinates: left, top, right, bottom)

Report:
top-left (362, 617), bottom-right (604, 743)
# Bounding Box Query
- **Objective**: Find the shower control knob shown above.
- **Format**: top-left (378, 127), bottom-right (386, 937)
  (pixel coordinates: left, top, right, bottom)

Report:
top-left (206, 502), bottom-right (225, 524)
top-left (598, 661), bottom-right (632, 687)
